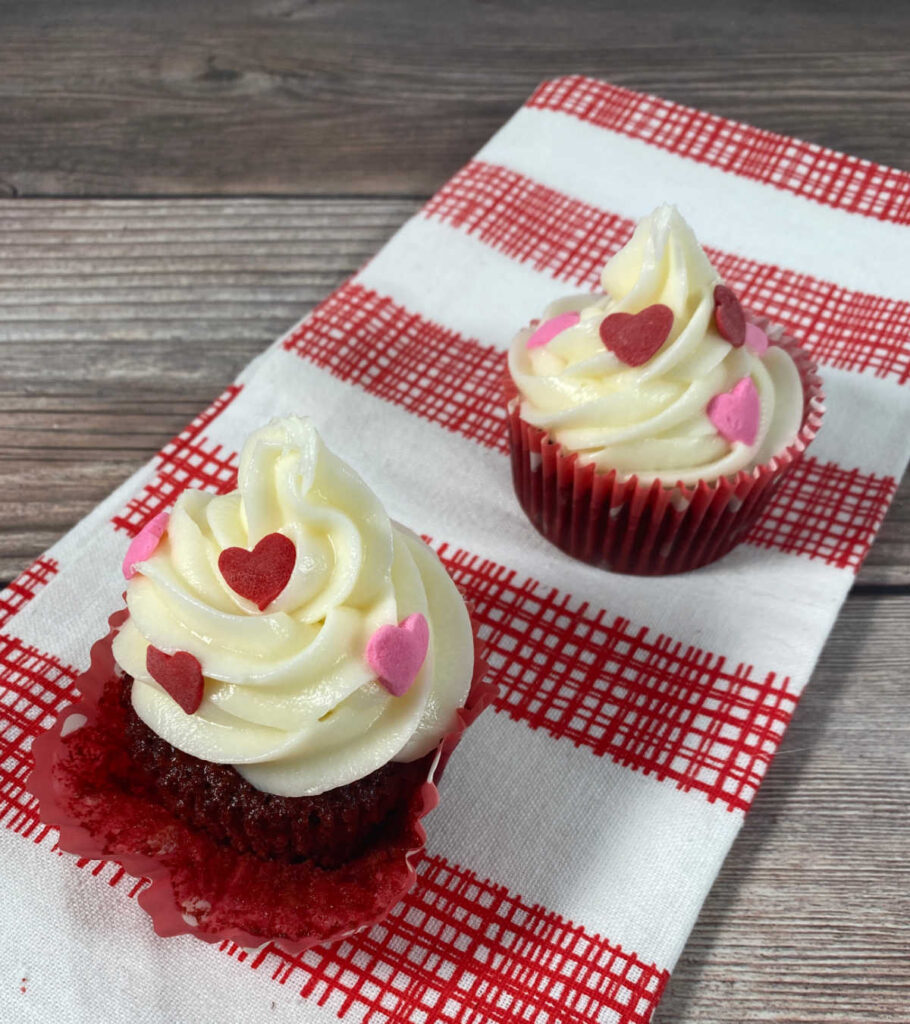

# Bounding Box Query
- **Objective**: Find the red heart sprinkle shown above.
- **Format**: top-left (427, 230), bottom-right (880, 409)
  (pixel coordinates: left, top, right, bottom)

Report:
top-left (146, 647), bottom-right (204, 715)
top-left (218, 532), bottom-right (296, 610)
top-left (599, 304), bottom-right (674, 367)
top-left (713, 284), bottom-right (746, 346)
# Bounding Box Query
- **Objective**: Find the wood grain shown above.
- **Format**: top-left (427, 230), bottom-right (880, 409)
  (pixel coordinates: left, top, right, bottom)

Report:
top-left (1, 198), bottom-right (907, 585)
top-left (658, 592), bottom-right (910, 1024)
top-left (2, 200), bottom-right (908, 1021)
top-left (0, 198), bottom-right (414, 578)
top-left (2, 9), bottom-right (909, 1016)
top-left (0, 0), bottom-right (909, 197)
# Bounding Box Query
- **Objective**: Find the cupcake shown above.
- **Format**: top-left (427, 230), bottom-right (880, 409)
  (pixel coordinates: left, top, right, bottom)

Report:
top-left (30, 416), bottom-right (494, 949)
top-left (506, 204), bottom-right (824, 574)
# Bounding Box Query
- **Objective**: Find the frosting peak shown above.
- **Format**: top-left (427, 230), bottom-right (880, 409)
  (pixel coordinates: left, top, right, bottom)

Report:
top-left (112, 416), bottom-right (474, 797)
top-left (509, 204), bottom-right (803, 485)
top-left (601, 203), bottom-right (718, 326)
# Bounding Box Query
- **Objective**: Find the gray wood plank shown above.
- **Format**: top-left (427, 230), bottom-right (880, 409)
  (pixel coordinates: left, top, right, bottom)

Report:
top-left (0, 0), bottom-right (909, 196)
top-left (3, 3), bottom-right (909, 1017)
top-left (1, 198), bottom-right (907, 585)
top-left (657, 592), bottom-right (910, 1023)
top-left (2, 203), bottom-right (908, 1021)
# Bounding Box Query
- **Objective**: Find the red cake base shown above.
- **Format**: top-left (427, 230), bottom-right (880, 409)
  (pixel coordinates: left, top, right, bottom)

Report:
top-left (119, 676), bottom-right (433, 868)
top-left (29, 608), bottom-right (495, 951)
top-left (506, 316), bottom-right (825, 575)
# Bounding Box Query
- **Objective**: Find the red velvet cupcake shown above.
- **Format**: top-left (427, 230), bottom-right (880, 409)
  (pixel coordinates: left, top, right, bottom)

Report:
top-left (30, 417), bottom-right (494, 950)
top-left (506, 205), bottom-right (824, 574)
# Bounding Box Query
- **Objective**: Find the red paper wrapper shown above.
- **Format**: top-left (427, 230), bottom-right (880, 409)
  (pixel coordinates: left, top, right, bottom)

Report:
top-left (506, 316), bottom-right (825, 575)
top-left (29, 607), bottom-right (495, 952)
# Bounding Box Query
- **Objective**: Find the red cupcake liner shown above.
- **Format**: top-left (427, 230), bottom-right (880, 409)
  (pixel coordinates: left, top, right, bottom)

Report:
top-left (506, 316), bottom-right (825, 575)
top-left (29, 606), bottom-right (496, 953)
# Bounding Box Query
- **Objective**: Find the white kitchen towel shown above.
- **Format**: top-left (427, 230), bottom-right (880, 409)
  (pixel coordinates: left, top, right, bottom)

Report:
top-left (2, 77), bottom-right (909, 1024)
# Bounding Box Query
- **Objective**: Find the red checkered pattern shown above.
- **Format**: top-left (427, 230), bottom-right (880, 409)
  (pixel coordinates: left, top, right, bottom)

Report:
top-left (0, 633), bottom-right (77, 839)
top-left (434, 543), bottom-right (798, 813)
top-left (111, 385), bottom-right (242, 537)
top-left (0, 616), bottom-right (669, 1021)
top-left (424, 161), bottom-right (910, 383)
top-left (747, 457), bottom-right (899, 570)
top-left (283, 281), bottom-right (894, 574)
top-left (423, 161), bottom-right (631, 287)
top-left (0, 557), bottom-right (58, 628)
top-left (81, 862), bottom-right (147, 898)
top-left (3, 78), bottom-right (908, 1024)
top-left (0, 624), bottom-right (667, 1024)
top-left (528, 76), bottom-right (910, 225)
top-left (283, 283), bottom-right (507, 451)
top-left (0, 618), bottom-right (668, 1023)
top-left (244, 855), bottom-right (668, 1024)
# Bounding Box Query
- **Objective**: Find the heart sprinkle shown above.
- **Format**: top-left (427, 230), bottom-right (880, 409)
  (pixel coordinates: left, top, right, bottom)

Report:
top-left (598, 304), bottom-right (674, 367)
top-left (744, 322), bottom-right (770, 355)
top-left (526, 312), bottom-right (581, 350)
top-left (713, 284), bottom-right (746, 347)
top-left (122, 511), bottom-right (170, 580)
top-left (707, 377), bottom-right (761, 446)
top-left (366, 613), bottom-right (430, 697)
top-left (146, 647), bottom-right (204, 715)
top-left (218, 532), bottom-right (296, 610)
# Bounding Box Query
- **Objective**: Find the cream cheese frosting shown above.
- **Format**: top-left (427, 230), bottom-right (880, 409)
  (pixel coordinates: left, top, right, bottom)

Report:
top-left (508, 204), bottom-right (804, 486)
top-left (112, 416), bottom-right (474, 798)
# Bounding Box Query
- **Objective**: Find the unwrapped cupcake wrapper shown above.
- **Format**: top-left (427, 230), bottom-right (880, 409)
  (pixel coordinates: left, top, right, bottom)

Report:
top-left (506, 317), bottom-right (825, 575)
top-left (29, 606), bottom-right (496, 953)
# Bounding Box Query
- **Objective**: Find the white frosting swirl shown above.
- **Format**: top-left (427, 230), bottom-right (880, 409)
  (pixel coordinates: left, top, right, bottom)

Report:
top-left (112, 417), bottom-right (474, 797)
top-left (508, 205), bottom-right (803, 485)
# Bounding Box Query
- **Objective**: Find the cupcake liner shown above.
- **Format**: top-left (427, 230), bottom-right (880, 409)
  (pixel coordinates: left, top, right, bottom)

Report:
top-left (28, 606), bottom-right (496, 953)
top-left (506, 316), bottom-right (825, 575)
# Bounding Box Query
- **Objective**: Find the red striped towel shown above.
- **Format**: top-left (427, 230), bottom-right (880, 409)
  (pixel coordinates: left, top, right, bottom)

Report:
top-left (2, 77), bottom-right (909, 1024)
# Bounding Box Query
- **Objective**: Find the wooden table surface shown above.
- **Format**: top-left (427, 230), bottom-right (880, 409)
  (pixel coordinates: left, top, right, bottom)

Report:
top-left (2, 3), bottom-right (908, 1022)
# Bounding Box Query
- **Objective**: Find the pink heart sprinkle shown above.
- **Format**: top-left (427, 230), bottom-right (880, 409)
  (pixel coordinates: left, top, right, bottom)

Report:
top-left (122, 511), bottom-right (170, 580)
top-left (366, 613), bottom-right (430, 697)
top-left (707, 377), bottom-right (761, 446)
top-left (526, 312), bottom-right (580, 350)
top-left (744, 322), bottom-right (769, 355)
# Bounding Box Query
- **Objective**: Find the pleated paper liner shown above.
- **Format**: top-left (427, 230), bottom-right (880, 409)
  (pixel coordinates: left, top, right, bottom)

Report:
top-left (29, 606), bottom-right (496, 953)
top-left (506, 316), bottom-right (825, 575)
